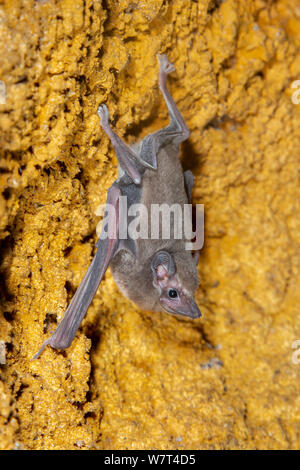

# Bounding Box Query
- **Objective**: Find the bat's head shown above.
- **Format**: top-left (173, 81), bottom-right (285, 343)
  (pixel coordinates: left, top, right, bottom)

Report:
top-left (152, 250), bottom-right (201, 319)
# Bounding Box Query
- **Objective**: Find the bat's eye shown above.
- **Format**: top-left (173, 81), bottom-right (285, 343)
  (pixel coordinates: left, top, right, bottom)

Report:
top-left (168, 288), bottom-right (178, 299)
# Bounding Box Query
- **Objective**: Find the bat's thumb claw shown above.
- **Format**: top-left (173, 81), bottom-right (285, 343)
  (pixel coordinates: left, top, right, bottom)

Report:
top-left (32, 338), bottom-right (50, 360)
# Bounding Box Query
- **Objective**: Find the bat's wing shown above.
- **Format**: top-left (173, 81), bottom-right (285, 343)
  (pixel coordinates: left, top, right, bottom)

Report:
top-left (97, 55), bottom-right (190, 174)
top-left (97, 104), bottom-right (146, 180)
top-left (34, 101), bottom-right (147, 359)
top-left (34, 184), bottom-right (124, 359)
top-left (138, 54), bottom-right (190, 170)
top-left (184, 170), bottom-right (194, 203)
top-left (183, 170), bottom-right (200, 265)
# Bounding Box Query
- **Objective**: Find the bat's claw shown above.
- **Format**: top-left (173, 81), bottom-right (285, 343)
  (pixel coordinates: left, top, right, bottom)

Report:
top-left (97, 103), bottom-right (110, 127)
top-left (158, 54), bottom-right (176, 75)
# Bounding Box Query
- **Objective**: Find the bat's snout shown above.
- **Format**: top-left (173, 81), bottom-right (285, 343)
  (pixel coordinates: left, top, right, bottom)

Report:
top-left (160, 296), bottom-right (202, 320)
top-left (180, 299), bottom-right (202, 319)
top-left (189, 301), bottom-right (202, 319)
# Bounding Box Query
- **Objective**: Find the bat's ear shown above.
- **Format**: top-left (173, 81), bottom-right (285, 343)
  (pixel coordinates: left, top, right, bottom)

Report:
top-left (151, 251), bottom-right (175, 287)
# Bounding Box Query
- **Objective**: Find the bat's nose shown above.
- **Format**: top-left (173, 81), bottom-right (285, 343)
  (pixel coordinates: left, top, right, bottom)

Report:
top-left (190, 300), bottom-right (201, 319)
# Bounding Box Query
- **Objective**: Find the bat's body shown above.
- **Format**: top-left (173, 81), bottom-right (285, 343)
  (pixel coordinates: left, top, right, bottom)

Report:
top-left (34, 55), bottom-right (201, 359)
top-left (111, 143), bottom-right (196, 312)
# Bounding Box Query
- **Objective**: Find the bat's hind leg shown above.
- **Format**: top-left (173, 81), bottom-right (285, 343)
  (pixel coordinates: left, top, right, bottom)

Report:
top-left (98, 104), bottom-right (143, 185)
top-left (157, 54), bottom-right (190, 142)
top-left (138, 54), bottom-right (190, 169)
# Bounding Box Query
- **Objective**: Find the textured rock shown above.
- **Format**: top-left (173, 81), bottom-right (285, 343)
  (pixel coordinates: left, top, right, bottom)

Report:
top-left (0, 0), bottom-right (300, 450)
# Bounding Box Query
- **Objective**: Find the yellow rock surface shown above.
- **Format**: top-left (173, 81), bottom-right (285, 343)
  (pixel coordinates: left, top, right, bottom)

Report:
top-left (0, 0), bottom-right (300, 450)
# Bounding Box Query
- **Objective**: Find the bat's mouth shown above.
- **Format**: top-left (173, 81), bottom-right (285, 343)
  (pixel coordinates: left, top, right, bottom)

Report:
top-left (161, 302), bottom-right (201, 319)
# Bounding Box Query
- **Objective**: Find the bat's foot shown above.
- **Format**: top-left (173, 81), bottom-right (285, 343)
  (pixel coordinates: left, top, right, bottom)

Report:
top-left (158, 54), bottom-right (176, 76)
top-left (97, 103), bottom-right (110, 128)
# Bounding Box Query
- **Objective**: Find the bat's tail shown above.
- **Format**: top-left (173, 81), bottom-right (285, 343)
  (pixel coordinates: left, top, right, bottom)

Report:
top-left (33, 238), bottom-right (115, 359)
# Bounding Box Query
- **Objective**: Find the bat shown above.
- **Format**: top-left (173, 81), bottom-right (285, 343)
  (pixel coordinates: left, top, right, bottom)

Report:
top-left (34, 54), bottom-right (201, 359)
